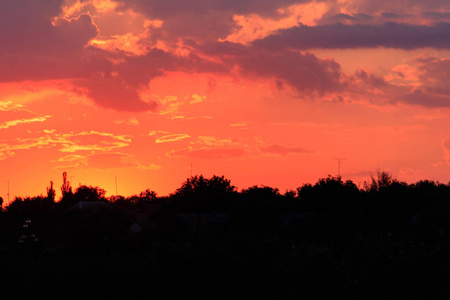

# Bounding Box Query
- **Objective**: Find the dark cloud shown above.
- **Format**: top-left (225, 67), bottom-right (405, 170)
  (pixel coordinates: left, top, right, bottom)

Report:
top-left (237, 50), bottom-right (343, 94)
top-left (340, 0), bottom-right (450, 14)
top-left (117, 0), bottom-right (309, 41)
top-left (0, 0), bottom-right (100, 85)
top-left (201, 41), bottom-right (344, 94)
top-left (380, 12), bottom-right (405, 19)
top-left (117, 48), bottom-right (228, 87)
top-left (7, 0), bottom-right (450, 112)
top-left (119, 0), bottom-right (305, 18)
top-left (399, 90), bottom-right (450, 108)
top-left (80, 73), bottom-right (156, 111)
top-left (422, 11), bottom-right (450, 20)
top-left (252, 22), bottom-right (450, 50)
top-left (328, 13), bottom-right (374, 24)
top-left (0, 0), bottom-right (98, 57)
top-left (353, 70), bottom-right (387, 88)
top-left (416, 57), bottom-right (450, 85)
top-left (396, 56), bottom-right (450, 108)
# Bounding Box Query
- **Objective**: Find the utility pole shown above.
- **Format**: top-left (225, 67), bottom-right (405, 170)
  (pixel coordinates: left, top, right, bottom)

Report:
top-left (191, 162), bottom-right (193, 177)
top-left (333, 158), bottom-right (346, 177)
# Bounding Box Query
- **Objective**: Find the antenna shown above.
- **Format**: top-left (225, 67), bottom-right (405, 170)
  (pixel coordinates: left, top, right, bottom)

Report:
top-left (333, 158), bottom-right (346, 177)
top-left (191, 162), bottom-right (193, 177)
top-left (7, 180), bottom-right (9, 203)
top-left (115, 176), bottom-right (118, 195)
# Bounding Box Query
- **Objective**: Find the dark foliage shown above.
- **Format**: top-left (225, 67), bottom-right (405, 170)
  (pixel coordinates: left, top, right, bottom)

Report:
top-left (1, 172), bottom-right (450, 298)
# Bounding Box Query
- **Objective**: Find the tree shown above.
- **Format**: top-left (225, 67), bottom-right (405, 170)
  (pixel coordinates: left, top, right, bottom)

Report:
top-left (61, 171), bottom-right (72, 198)
top-left (367, 170), bottom-right (408, 193)
top-left (139, 189), bottom-right (157, 201)
top-left (298, 175), bottom-right (359, 212)
top-left (241, 185), bottom-right (281, 210)
top-left (47, 181), bottom-right (55, 202)
top-left (174, 175), bottom-right (236, 198)
top-left (172, 175), bottom-right (237, 212)
top-left (59, 172), bottom-right (75, 208)
top-left (74, 185), bottom-right (107, 202)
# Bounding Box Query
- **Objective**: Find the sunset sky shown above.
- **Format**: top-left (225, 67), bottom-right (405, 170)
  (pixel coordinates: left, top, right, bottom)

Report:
top-left (1, 0), bottom-right (450, 203)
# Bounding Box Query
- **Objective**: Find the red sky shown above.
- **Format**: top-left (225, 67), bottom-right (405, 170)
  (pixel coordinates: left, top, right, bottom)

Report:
top-left (1, 0), bottom-right (450, 204)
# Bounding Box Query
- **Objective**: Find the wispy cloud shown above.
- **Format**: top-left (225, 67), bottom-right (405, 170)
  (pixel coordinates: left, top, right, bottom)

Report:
top-left (0, 115), bottom-right (51, 129)
top-left (0, 101), bottom-right (25, 112)
top-left (167, 147), bottom-right (245, 159)
top-left (53, 152), bottom-right (161, 171)
top-left (114, 117), bottom-right (140, 126)
top-left (0, 131), bottom-right (132, 158)
top-left (155, 134), bottom-right (190, 143)
top-left (189, 94), bottom-right (206, 104)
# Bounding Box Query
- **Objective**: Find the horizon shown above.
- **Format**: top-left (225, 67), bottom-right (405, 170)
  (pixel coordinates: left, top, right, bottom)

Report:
top-left (3, 171), bottom-right (450, 207)
top-left (1, 0), bottom-right (450, 204)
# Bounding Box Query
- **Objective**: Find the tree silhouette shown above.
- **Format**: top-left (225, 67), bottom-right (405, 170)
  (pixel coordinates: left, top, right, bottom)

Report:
top-left (174, 175), bottom-right (236, 197)
top-left (298, 175), bottom-right (359, 212)
top-left (74, 185), bottom-right (107, 202)
top-left (60, 171), bottom-right (72, 197)
top-left (172, 175), bottom-right (236, 212)
top-left (46, 181), bottom-right (55, 202)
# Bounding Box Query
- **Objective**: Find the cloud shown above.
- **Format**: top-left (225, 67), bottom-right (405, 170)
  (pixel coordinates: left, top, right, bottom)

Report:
top-left (118, 0), bottom-right (299, 42)
top-left (114, 117), bottom-right (140, 126)
top-left (0, 0), bottom-right (344, 110)
top-left (53, 152), bottom-right (161, 170)
top-left (59, 131), bottom-right (131, 152)
top-left (443, 138), bottom-right (450, 165)
top-left (397, 167), bottom-right (425, 183)
top-left (155, 134), bottom-right (190, 143)
top-left (252, 22), bottom-right (450, 50)
top-left (0, 116), bottom-right (51, 130)
top-left (0, 101), bottom-right (25, 112)
top-left (0, 151), bottom-right (15, 161)
top-left (0, 130), bottom-right (131, 158)
top-left (260, 144), bottom-right (313, 156)
top-left (387, 56), bottom-right (450, 108)
top-left (148, 130), bottom-right (170, 136)
top-left (189, 94), bottom-right (206, 104)
top-left (76, 47), bottom-right (225, 111)
top-left (80, 72), bottom-right (157, 111)
top-left (0, 5), bottom-right (99, 81)
top-left (56, 154), bottom-right (87, 162)
top-left (201, 41), bottom-right (344, 94)
top-left (4, 0), bottom-right (450, 113)
top-left (399, 90), bottom-right (450, 108)
top-left (167, 147), bottom-right (245, 159)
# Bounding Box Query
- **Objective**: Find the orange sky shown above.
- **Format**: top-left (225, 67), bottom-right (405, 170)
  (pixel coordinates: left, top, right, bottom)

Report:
top-left (1, 0), bottom-right (450, 204)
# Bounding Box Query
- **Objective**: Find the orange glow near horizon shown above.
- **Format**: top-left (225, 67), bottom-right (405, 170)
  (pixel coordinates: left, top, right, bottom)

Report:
top-left (1, 0), bottom-right (450, 205)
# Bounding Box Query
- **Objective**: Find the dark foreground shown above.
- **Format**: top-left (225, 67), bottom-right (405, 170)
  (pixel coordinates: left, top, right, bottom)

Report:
top-left (1, 174), bottom-right (450, 299)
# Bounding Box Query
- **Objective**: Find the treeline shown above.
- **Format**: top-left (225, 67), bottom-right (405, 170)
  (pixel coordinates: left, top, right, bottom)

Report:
top-left (4, 171), bottom-right (450, 223)
top-left (1, 172), bottom-right (450, 299)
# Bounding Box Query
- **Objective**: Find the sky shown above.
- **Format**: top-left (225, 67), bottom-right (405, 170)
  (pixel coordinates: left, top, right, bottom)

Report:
top-left (1, 0), bottom-right (450, 203)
